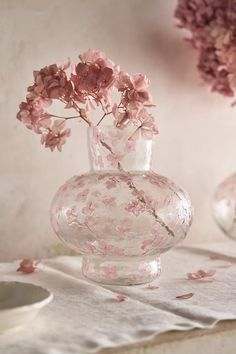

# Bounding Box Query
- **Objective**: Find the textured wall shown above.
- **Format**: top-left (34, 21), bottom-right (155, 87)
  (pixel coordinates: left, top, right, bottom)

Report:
top-left (0, 0), bottom-right (235, 261)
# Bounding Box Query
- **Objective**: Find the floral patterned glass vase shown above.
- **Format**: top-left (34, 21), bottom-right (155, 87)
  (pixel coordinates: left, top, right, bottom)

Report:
top-left (213, 173), bottom-right (236, 240)
top-left (50, 125), bottom-right (193, 285)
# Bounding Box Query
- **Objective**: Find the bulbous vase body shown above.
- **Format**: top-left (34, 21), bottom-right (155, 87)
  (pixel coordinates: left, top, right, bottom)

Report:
top-left (51, 126), bottom-right (193, 285)
top-left (213, 173), bottom-right (236, 240)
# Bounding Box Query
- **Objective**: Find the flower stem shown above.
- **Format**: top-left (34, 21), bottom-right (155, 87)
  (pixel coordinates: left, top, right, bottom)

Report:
top-left (58, 97), bottom-right (92, 126)
top-left (128, 127), bottom-right (140, 140)
top-left (100, 139), bottom-right (113, 153)
top-left (126, 180), bottom-right (175, 237)
top-left (71, 101), bottom-right (92, 126)
top-left (100, 142), bottom-right (175, 237)
top-left (50, 114), bottom-right (81, 120)
top-left (96, 111), bottom-right (113, 126)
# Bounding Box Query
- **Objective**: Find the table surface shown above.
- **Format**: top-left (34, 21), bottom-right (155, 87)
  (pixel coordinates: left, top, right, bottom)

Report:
top-left (99, 320), bottom-right (236, 354)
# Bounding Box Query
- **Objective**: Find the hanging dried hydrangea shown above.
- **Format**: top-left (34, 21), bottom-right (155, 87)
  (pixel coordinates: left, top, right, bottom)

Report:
top-left (175, 0), bottom-right (236, 98)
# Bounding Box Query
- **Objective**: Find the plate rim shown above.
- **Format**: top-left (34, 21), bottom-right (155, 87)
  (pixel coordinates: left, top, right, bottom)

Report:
top-left (0, 281), bottom-right (53, 313)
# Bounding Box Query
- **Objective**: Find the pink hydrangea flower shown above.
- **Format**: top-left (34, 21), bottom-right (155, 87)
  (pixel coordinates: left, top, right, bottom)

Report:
top-left (138, 109), bottom-right (159, 140)
top-left (73, 63), bottom-right (113, 99)
top-left (79, 49), bottom-right (118, 70)
top-left (17, 98), bottom-right (51, 133)
top-left (71, 49), bottom-right (118, 107)
top-left (40, 120), bottom-right (71, 151)
top-left (28, 63), bottom-right (73, 101)
top-left (112, 104), bottom-right (129, 127)
top-left (116, 72), bottom-right (153, 106)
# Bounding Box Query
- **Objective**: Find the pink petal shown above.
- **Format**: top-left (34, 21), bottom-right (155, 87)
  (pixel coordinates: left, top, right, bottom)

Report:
top-left (114, 295), bottom-right (128, 302)
top-left (187, 269), bottom-right (216, 280)
top-left (17, 259), bottom-right (39, 274)
top-left (176, 292), bottom-right (194, 300)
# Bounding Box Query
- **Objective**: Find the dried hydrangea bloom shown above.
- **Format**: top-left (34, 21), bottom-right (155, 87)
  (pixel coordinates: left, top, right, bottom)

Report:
top-left (16, 49), bottom-right (158, 151)
top-left (41, 120), bottom-right (71, 151)
top-left (175, 0), bottom-right (236, 98)
top-left (28, 63), bottom-right (73, 101)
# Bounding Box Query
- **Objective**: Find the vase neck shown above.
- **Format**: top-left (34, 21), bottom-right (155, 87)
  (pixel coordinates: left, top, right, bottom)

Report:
top-left (88, 125), bottom-right (152, 172)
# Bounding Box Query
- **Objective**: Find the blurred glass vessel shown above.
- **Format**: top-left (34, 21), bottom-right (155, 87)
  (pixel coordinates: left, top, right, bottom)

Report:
top-left (50, 125), bottom-right (193, 285)
top-left (213, 173), bottom-right (236, 240)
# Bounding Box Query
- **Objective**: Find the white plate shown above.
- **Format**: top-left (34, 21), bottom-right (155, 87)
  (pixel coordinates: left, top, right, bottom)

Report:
top-left (0, 281), bottom-right (53, 333)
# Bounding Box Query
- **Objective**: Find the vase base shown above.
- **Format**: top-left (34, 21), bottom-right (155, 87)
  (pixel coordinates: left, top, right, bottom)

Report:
top-left (82, 255), bottom-right (161, 286)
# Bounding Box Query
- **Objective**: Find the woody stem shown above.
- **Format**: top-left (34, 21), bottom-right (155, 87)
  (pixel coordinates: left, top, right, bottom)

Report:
top-left (49, 114), bottom-right (81, 120)
top-left (98, 139), bottom-right (175, 237)
top-left (96, 111), bottom-right (113, 126)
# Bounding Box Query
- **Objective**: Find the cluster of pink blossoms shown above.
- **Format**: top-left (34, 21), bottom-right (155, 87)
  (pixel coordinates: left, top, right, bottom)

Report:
top-left (17, 49), bottom-right (158, 151)
top-left (175, 0), bottom-right (236, 97)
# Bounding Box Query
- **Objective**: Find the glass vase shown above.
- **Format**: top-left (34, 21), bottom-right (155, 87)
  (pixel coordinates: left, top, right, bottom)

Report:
top-left (213, 173), bottom-right (236, 240)
top-left (50, 125), bottom-right (193, 285)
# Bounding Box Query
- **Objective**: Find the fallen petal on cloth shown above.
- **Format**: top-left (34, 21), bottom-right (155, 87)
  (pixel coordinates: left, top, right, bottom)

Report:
top-left (176, 293), bottom-right (194, 300)
top-left (17, 259), bottom-right (40, 274)
top-left (187, 269), bottom-right (216, 281)
top-left (114, 295), bottom-right (128, 302)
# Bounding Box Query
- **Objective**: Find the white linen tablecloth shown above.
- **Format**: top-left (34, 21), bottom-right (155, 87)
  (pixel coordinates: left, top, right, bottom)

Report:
top-left (1, 241), bottom-right (236, 354)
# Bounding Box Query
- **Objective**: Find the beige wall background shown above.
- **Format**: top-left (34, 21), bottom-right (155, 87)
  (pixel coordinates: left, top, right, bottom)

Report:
top-left (0, 0), bottom-right (235, 261)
